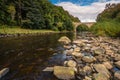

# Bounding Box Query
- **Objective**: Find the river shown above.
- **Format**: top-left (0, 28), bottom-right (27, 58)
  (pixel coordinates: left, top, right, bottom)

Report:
top-left (0, 33), bottom-right (74, 80)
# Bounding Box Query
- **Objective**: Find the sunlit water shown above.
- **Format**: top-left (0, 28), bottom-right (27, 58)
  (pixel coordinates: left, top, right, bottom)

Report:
top-left (0, 33), bottom-right (74, 80)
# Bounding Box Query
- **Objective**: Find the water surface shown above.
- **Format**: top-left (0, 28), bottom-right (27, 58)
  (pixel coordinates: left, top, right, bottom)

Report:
top-left (0, 33), bottom-right (74, 80)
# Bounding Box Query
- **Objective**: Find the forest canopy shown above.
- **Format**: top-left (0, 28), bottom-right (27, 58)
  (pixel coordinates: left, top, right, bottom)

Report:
top-left (0, 0), bottom-right (80, 31)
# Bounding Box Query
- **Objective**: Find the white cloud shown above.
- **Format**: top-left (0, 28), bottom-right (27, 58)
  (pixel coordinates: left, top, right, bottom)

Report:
top-left (56, 0), bottom-right (120, 22)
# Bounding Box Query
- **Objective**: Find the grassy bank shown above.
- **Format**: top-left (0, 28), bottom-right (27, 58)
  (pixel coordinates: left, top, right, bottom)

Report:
top-left (0, 26), bottom-right (57, 34)
top-left (90, 21), bottom-right (120, 37)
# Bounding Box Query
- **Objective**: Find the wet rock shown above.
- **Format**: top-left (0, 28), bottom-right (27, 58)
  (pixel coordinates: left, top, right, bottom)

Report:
top-left (93, 64), bottom-right (111, 79)
top-left (72, 52), bottom-right (83, 58)
top-left (65, 49), bottom-right (74, 55)
top-left (103, 62), bottom-right (113, 70)
top-left (53, 66), bottom-right (75, 80)
top-left (58, 36), bottom-right (71, 44)
top-left (114, 71), bottom-right (120, 80)
top-left (67, 60), bottom-right (77, 67)
top-left (82, 56), bottom-right (96, 63)
top-left (94, 48), bottom-right (105, 55)
top-left (63, 45), bottom-right (71, 49)
top-left (93, 73), bottom-right (109, 80)
top-left (115, 61), bottom-right (120, 69)
top-left (0, 68), bottom-right (9, 79)
top-left (43, 67), bottom-right (53, 72)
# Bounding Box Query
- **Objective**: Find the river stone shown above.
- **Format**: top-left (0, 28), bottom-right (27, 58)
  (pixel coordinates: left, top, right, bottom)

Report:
top-left (63, 45), bottom-right (72, 49)
top-left (103, 62), bottom-right (113, 70)
top-left (73, 40), bottom-right (83, 44)
top-left (58, 36), bottom-right (71, 44)
top-left (74, 47), bottom-right (81, 52)
top-left (53, 66), bottom-right (75, 80)
top-left (93, 64), bottom-right (110, 79)
top-left (105, 49), bottom-right (114, 56)
top-left (83, 66), bottom-right (92, 74)
top-left (65, 49), bottom-right (74, 55)
top-left (114, 71), bottom-right (120, 80)
top-left (93, 73), bottom-right (109, 80)
top-left (82, 56), bottom-right (95, 63)
top-left (83, 76), bottom-right (92, 80)
top-left (94, 48), bottom-right (105, 55)
top-left (95, 54), bottom-right (109, 62)
top-left (67, 60), bottom-right (77, 67)
top-left (115, 61), bottom-right (120, 69)
top-left (114, 54), bottom-right (120, 61)
top-left (0, 68), bottom-right (9, 79)
top-left (72, 52), bottom-right (83, 58)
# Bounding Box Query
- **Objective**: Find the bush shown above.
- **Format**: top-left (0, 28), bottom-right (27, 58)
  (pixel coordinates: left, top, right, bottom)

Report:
top-left (90, 21), bottom-right (120, 37)
top-left (77, 24), bottom-right (89, 32)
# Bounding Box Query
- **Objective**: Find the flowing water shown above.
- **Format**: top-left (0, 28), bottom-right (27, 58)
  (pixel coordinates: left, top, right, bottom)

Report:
top-left (0, 33), bottom-right (74, 80)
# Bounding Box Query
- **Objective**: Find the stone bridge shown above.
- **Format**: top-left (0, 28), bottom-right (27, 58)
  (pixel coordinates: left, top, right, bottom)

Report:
top-left (73, 22), bottom-right (95, 32)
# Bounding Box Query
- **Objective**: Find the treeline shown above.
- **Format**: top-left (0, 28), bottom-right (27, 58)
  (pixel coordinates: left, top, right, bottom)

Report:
top-left (0, 0), bottom-right (80, 31)
top-left (91, 3), bottom-right (120, 37)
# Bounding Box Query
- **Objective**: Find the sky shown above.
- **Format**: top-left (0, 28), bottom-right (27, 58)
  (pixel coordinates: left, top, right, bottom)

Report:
top-left (49, 0), bottom-right (120, 22)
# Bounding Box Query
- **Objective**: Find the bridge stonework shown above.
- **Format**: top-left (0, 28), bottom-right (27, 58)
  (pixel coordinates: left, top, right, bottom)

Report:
top-left (73, 22), bottom-right (95, 32)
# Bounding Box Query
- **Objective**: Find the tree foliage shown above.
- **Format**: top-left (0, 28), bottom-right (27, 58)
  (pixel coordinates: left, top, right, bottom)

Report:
top-left (0, 0), bottom-right (80, 31)
top-left (91, 3), bottom-right (120, 37)
top-left (77, 24), bottom-right (89, 32)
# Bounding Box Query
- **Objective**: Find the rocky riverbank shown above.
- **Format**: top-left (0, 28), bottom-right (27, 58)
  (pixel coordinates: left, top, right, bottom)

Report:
top-left (52, 32), bottom-right (120, 80)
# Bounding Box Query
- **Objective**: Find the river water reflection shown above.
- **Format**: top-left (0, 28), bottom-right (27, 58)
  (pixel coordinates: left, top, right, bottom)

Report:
top-left (0, 33), bottom-right (74, 80)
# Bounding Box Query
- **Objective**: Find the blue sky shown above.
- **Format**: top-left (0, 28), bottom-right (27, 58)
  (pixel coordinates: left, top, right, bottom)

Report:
top-left (50, 0), bottom-right (99, 5)
top-left (49, 0), bottom-right (120, 22)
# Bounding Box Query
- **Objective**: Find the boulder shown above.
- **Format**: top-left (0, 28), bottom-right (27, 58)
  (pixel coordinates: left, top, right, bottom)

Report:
top-left (82, 56), bottom-right (96, 63)
top-left (93, 73), bottom-right (109, 80)
top-left (94, 48), bottom-right (105, 55)
top-left (67, 60), bottom-right (77, 67)
top-left (103, 62), bottom-right (113, 70)
top-left (58, 36), bottom-right (71, 44)
top-left (0, 68), bottom-right (9, 79)
top-left (115, 61), bottom-right (120, 69)
top-left (53, 66), bottom-right (75, 80)
top-left (93, 64), bottom-right (111, 79)
top-left (114, 71), bottom-right (120, 80)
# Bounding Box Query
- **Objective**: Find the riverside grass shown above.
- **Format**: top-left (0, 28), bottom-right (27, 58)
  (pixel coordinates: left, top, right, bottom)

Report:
top-left (90, 21), bottom-right (120, 37)
top-left (0, 26), bottom-right (56, 34)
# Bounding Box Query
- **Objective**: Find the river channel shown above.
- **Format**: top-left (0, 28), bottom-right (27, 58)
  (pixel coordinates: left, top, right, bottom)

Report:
top-left (0, 33), bottom-right (74, 80)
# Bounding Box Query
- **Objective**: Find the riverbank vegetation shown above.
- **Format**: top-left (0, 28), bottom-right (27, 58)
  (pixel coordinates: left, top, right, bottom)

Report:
top-left (91, 3), bottom-right (120, 37)
top-left (0, 26), bottom-right (55, 34)
top-left (77, 24), bottom-right (89, 32)
top-left (0, 0), bottom-right (80, 32)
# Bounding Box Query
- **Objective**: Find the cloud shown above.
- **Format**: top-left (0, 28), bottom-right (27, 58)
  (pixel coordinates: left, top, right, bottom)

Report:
top-left (56, 0), bottom-right (120, 22)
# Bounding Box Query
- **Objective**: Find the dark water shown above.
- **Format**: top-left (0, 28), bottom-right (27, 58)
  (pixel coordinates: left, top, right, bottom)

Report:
top-left (0, 33), bottom-right (74, 80)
